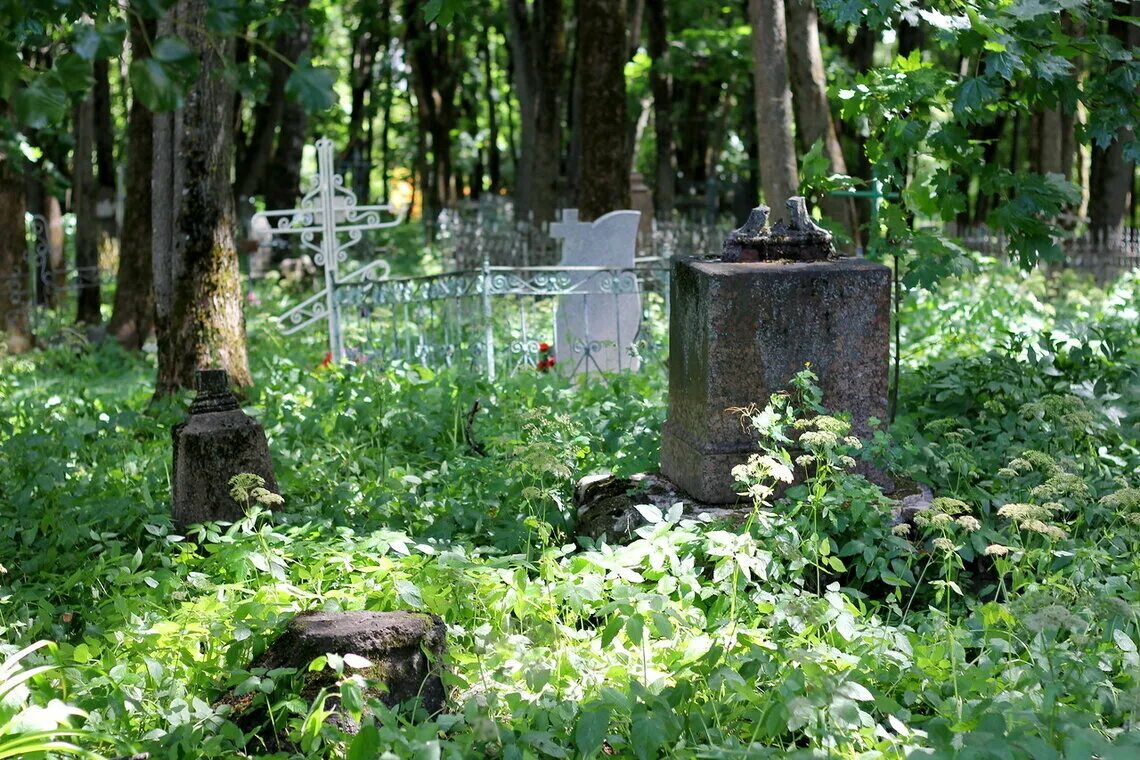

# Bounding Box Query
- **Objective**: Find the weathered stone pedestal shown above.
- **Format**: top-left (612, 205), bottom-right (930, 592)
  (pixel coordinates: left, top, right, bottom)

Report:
top-left (659, 199), bottom-right (891, 504)
top-left (172, 369), bottom-right (279, 528)
top-left (220, 610), bottom-right (447, 749)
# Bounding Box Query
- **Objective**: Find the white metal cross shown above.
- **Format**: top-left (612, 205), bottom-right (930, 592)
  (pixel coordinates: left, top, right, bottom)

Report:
top-left (253, 137), bottom-right (403, 362)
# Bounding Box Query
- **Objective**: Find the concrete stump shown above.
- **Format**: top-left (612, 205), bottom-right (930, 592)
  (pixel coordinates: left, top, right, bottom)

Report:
top-left (171, 369), bottom-right (278, 528)
top-left (256, 611), bottom-right (447, 714)
top-left (659, 199), bottom-right (891, 504)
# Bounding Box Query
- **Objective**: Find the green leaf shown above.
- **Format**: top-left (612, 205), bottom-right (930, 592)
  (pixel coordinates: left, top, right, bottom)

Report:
top-left (395, 579), bottom-right (424, 608)
top-left (625, 614), bottom-right (644, 646)
top-left (12, 79), bottom-right (69, 129)
top-left (54, 54), bottom-right (94, 93)
top-left (285, 59), bottom-right (337, 112)
top-left (630, 710), bottom-right (666, 760)
top-left (574, 705), bottom-right (610, 757)
top-left (153, 36), bottom-right (196, 65)
top-left (1113, 629), bottom-right (1137, 653)
top-left (347, 722), bottom-right (380, 760)
top-left (954, 77), bottom-right (998, 120)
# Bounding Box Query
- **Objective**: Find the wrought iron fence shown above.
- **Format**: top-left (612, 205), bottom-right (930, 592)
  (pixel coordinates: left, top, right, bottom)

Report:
top-left (946, 223), bottom-right (1140, 282)
top-left (321, 259), bottom-right (671, 379)
top-left (4, 213), bottom-right (108, 330)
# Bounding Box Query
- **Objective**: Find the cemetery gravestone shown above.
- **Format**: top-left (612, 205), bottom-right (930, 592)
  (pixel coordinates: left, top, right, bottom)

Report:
top-left (659, 197), bottom-right (890, 504)
top-left (171, 369), bottom-right (279, 529)
top-left (549, 208), bottom-right (642, 374)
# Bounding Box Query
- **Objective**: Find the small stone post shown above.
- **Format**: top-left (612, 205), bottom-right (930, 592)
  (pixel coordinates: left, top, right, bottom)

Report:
top-left (659, 198), bottom-right (890, 504)
top-left (172, 369), bottom-right (279, 528)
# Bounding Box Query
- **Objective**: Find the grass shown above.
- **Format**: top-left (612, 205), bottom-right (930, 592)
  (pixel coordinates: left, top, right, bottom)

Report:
top-left (0, 260), bottom-right (1138, 758)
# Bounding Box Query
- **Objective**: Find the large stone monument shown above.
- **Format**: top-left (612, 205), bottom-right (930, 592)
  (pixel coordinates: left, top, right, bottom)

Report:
top-left (659, 198), bottom-right (890, 504)
top-left (549, 209), bottom-right (643, 375)
top-left (172, 369), bottom-right (279, 528)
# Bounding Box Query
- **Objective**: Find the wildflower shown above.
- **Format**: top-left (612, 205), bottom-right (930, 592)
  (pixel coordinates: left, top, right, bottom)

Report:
top-left (932, 537), bottom-right (956, 555)
top-left (1100, 487), bottom-right (1140, 512)
top-left (318, 351), bottom-right (333, 369)
top-left (839, 455), bottom-right (857, 470)
top-left (929, 512), bottom-right (954, 527)
top-left (843, 436), bottom-right (863, 449)
top-left (795, 454), bottom-right (815, 469)
top-left (984, 544), bottom-right (1010, 556)
top-left (998, 503), bottom-right (1049, 521)
top-left (931, 497), bottom-right (969, 516)
top-left (810, 415), bottom-right (849, 434)
top-left (956, 515), bottom-right (981, 532)
top-left (996, 467), bottom-right (1020, 479)
top-left (800, 430), bottom-right (839, 449)
top-left (757, 455), bottom-right (794, 484)
top-left (891, 523), bottom-right (911, 537)
top-left (1126, 513), bottom-right (1140, 527)
top-left (1020, 519), bottom-right (1068, 540)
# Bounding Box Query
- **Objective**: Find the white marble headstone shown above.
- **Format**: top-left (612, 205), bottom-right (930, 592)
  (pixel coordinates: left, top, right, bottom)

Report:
top-left (549, 208), bottom-right (642, 374)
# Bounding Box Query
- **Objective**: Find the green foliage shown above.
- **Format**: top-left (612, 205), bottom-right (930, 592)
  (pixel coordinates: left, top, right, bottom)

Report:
top-left (0, 265), bottom-right (1138, 757)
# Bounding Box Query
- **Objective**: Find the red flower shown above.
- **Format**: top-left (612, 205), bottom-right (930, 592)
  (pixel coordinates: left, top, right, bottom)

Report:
top-left (539, 342), bottom-right (551, 352)
top-left (319, 351), bottom-right (333, 369)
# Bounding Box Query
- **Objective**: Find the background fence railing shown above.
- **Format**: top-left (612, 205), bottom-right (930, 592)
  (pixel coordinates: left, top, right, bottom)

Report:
top-left (330, 260), bottom-right (671, 378)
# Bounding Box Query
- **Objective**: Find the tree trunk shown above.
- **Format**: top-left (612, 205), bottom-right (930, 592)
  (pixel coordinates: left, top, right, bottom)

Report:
top-left (749, 0), bottom-right (798, 211)
top-left (785, 0), bottom-right (858, 243)
top-left (345, 0), bottom-right (385, 203)
top-left (74, 93), bottom-right (103, 325)
top-left (1088, 1), bottom-right (1137, 242)
top-left (646, 0), bottom-right (674, 218)
top-left (93, 58), bottom-right (120, 245)
top-left (235, 0), bottom-right (311, 204)
top-left (576, 0), bottom-right (630, 220)
top-left (480, 19), bottom-right (502, 193)
top-left (152, 0), bottom-right (250, 396)
top-left (0, 121), bottom-right (33, 353)
top-left (108, 16), bottom-right (156, 350)
top-left (507, 0), bottom-right (565, 225)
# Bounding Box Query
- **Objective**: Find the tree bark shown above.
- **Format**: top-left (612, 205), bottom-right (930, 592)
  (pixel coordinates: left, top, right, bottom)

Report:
top-left (153, 0), bottom-right (250, 396)
top-left (785, 0), bottom-right (858, 243)
top-left (507, 0), bottom-right (565, 225)
top-left (749, 0), bottom-right (799, 211)
top-left (93, 58), bottom-right (119, 244)
top-left (645, 0), bottom-right (674, 218)
top-left (576, 0), bottom-right (630, 220)
top-left (0, 117), bottom-right (33, 353)
top-left (1088, 1), bottom-right (1137, 241)
top-left (235, 0), bottom-right (311, 204)
top-left (74, 93), bottom-right (103, 325)
top-left (108, 16), bottom-right (156, 350)
top-left (345, 0), bottom-right (385, 203)
top-left (480, 18), bottom-right (502, 193)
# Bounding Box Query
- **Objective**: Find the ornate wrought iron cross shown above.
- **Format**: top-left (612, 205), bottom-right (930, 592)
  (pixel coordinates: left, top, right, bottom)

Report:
top-left (253, 137), bottom-right (403, 362)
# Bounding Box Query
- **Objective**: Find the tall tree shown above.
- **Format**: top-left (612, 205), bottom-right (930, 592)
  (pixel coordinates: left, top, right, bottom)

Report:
top-left (73, 92), bottom-right (103, 325)
top-left (507, 0), bottom-right (565, 225)
top-left (749, 0), bottom-right (798, 211)
top-left (785, 0), bottom-right (858, 242)
top-left (0, 114), bottom-right (33, 353)
top-left (576, 0), bottom-right (629, 219)
top-left (479, 17), bottom-right (502, 194)
top-left (235, 0), bottom-right (312, 205)
top-left (92, 58), bottom-right (118, 243)
top-left (152, 0), bottom-right (250, 395)
top-left (645, 0), bottom-right (674, 218)
top-left (1089, 1), bottom-right (1138, 241)
top-left (108, 16), bottom-right (155, 350)
top-left (344, 0), bottom-right (386, 202)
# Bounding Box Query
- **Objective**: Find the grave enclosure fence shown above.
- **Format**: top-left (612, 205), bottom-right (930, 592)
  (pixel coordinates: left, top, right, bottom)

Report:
top-left (286, 259), bottom-right (671, 379)
top-left (5, 214), bottom-right (110, 332)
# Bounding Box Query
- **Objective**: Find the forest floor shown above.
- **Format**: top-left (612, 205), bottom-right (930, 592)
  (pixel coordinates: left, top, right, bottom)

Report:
top-left (1, 259), bottom-right (1138, 759)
